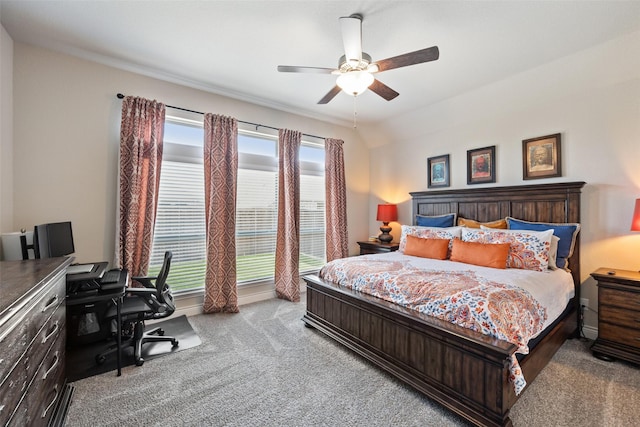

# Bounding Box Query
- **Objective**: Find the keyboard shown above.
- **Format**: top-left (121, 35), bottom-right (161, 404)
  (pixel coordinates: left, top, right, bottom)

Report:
top-left (101, 269), bottom-right (121, 284)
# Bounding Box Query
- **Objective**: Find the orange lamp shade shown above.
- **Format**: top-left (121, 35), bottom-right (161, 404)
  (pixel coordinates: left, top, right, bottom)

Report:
top-left (632, 199), bottom-right (640, 231)
top-left (376, 204), bottom-right (398, 223)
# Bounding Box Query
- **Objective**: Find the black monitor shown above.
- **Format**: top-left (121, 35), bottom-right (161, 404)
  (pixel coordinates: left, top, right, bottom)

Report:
top-left (33, 221), bottom-right (75, 259)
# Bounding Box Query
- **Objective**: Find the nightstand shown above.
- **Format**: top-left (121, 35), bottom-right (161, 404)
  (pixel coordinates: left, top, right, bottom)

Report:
top-left (357, 241), bottom-right (399, 255)
top-left (590, 268), bottom-right (640, 364)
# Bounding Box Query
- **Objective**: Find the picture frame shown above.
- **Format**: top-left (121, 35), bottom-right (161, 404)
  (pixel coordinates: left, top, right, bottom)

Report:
top-left (427, 154), bottom-right (450, 188)
top-left (522, 133), bottom-right (562, 180)
top-left (467, 145), bottom-right (495, 184)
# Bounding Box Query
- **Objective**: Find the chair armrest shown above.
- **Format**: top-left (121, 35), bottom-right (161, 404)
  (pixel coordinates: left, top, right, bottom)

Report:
top-left (125, 287), bottom-right (155, 296)
top-left (131, 276), bottom-right (158, 289)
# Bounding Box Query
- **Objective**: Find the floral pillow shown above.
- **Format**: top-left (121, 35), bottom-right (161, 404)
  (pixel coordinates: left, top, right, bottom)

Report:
top-left (506, 217), bottom-right (580, 271)
top-left (399, 225), bottom-right (462, 253)
top-left (461, 228), bottom-right (554, 272)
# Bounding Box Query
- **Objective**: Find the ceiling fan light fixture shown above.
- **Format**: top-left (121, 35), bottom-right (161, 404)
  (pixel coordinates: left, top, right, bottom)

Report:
top-left (336, 70), bottom-right (374, 96)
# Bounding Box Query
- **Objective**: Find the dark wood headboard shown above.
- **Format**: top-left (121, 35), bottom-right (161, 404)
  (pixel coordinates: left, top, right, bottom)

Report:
top-left (410, 181), bottom-right (586, 288)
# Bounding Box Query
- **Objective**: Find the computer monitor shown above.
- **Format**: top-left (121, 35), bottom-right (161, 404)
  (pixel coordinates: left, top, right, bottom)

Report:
top-left (33, 221), bottom-right (75, 259)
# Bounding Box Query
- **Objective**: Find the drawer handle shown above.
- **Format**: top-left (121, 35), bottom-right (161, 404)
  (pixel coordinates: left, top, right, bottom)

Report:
top-left (41, 321), bottom-right (60, 345)
top-left (42, 295), bottom-right (59, 312)
top-left (41, 384), bottom-right (59, 420)
top-left (42, 351), bottom-right (59, 381)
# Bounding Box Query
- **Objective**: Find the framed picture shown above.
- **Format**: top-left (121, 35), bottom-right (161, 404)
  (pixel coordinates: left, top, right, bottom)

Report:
top-left (427, 154), bottom-right (450, 188)
top-left (467, 145), bottom-right (495, 184)
top-left (522, 133), bottom-right (562, 180)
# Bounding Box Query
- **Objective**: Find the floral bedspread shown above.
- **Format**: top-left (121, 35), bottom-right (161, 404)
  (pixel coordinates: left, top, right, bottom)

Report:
top-left (319, 257), bottom-right (548, 395)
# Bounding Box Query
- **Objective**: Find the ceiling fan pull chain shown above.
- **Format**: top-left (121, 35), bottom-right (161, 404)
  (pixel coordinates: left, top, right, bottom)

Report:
top-left (353, 95), bottom-right (358, 128)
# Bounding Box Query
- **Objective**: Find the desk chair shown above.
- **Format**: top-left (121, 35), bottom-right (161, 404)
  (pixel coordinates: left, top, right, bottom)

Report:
top-left (96, 251), bottom-right (179, 366)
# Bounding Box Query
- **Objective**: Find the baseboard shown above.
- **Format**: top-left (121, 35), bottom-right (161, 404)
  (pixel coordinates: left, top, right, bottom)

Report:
top-left (172, 281), bottom-right (306, 318)
top-left (582, 324), bottom-right (598, 341)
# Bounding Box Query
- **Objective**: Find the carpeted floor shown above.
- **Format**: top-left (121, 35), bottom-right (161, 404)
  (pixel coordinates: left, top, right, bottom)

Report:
top-left (65, 298), bottom-right (640, 426)
top-left (66, 315), bottom-right (201, 382)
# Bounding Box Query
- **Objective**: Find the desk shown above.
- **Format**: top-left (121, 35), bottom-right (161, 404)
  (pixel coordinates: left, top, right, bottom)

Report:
top-left (66, 269), bottom-right (128, 376)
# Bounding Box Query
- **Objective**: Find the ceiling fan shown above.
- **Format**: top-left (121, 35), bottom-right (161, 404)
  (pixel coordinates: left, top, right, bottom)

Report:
top-left (277, 13), bottom-right (439, 104)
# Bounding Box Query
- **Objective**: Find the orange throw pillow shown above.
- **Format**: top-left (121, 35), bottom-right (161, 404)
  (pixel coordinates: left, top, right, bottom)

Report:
top-left (450, 239), bottom-right (510, 269)
top-left (403, 235), bottom-right (450, 260)
top-left (457, 218), bottom-right (507, 229)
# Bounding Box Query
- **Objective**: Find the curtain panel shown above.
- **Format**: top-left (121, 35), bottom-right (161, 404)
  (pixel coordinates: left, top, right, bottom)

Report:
top-left (203, 113), bottom-right (239, 313)
top-left (275, 129), bottom-right (302, 302)
top-left (117, 96), bottom-right (165, 280)
top-left (324, 138), bottom-right (349, 261)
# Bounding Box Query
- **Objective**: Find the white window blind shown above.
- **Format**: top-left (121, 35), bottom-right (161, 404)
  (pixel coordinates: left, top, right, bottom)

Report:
top-left (150, 160), bottom-right (206, 291)
top-left (148, 118), bottom-right (326, 293)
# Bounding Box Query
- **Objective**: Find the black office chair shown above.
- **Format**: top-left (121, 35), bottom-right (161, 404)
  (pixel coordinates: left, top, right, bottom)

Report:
top-left (96, 251), bottom-right (179, 366)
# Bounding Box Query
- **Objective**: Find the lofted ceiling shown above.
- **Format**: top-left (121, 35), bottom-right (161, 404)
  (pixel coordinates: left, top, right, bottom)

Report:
top-left (2, 1), bottom-right (640, 132)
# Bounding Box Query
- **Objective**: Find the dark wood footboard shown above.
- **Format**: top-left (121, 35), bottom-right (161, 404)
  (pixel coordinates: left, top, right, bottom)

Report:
top-left (303, 274), bottom-right (577, 426)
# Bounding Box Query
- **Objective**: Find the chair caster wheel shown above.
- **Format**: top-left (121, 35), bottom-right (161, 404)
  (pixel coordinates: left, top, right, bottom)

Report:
top-left (172, 339), bottom-right (179, 347)
top-left (135, 358), bottom-right (145, 366)
top-left (95, 355), bottom-right (106, 365)
top-left (158, 329), bottom-right (165, 336)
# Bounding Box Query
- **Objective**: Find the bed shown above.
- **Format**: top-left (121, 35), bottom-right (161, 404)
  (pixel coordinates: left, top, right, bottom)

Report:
top-left (302, 181), bottom-right (585, 427)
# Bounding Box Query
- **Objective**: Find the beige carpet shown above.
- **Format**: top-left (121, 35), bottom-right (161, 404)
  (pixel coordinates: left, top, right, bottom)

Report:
top-left (65, 298), bottom-right (640, 426)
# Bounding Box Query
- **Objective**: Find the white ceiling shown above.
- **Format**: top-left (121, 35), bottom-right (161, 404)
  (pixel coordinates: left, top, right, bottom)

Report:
top-left (2, 1), bottom-right (640, 130)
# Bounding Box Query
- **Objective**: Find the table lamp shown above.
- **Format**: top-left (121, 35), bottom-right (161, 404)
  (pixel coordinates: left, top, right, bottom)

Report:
top-left (376, 204), bottom-right (398, 243)
top-left (631, 199), bottom-right (640, 232)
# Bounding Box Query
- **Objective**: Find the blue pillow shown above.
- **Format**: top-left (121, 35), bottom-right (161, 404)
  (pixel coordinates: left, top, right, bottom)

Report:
top-left (415, 213), bottom-right (456, 228)
top-left (506, 216), bottom-right (580, 270)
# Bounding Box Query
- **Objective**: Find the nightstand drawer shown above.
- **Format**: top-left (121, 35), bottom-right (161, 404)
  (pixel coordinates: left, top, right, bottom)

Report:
top-left (600, 287), bottom-right (640, 311)
top-left (600, 306), bottom-right (640, 330)
top-left (599, 323), bottom-right (640, 350)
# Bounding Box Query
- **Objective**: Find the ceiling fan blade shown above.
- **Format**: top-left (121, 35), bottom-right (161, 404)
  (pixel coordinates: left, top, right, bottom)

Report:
top-left (369, 79), bottom-right (399, 101)
top-left (339, 14), bottom-right (363, 66)
top-left (277, 65), bottom-right (336, 74)
top-left (372, 46), bottom-right (439, 73)
top-left (317, 85), bottom-right (342, 104)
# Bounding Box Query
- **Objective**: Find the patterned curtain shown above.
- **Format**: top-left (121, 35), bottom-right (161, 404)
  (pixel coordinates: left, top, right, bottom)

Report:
top-left (324, 138), bottom-right (349, 261)
top-left (117, 96), bottom-right (165, 279)
top-left (274, 129), bottom-right (302, 302)
top-left (203, 113), bottom-right (239, 313)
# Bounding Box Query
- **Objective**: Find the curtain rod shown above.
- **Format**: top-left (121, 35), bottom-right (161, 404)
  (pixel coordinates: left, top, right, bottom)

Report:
top-left (116, 93), bottom-right (326, 141)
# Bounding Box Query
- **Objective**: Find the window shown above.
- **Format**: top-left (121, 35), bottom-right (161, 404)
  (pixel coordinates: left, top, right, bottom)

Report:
top-left (148, 117), bottom-right (326, 293)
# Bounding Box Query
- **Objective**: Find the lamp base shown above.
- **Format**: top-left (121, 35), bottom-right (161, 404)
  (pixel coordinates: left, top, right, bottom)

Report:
top-left (378, 223), bottom-right (393, 243)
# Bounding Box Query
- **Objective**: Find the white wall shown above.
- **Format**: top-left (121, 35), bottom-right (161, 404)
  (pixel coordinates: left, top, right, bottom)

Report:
top-left (0, 25), bottom-right (14, 244)
top-left (10, 43), bottom-right (370, 267)
top-left (369, 30), bottom-right (640, 332)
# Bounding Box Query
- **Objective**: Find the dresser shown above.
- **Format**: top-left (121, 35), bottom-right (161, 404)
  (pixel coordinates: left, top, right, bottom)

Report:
top-left (0, 257), bottom-right (73, 426)
top-left (590, 268), bottom-right (640, 365)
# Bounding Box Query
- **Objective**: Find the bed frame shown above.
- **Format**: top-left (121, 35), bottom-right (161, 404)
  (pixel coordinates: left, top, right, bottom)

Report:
top-left (303, 181), bottom-right (585, 427)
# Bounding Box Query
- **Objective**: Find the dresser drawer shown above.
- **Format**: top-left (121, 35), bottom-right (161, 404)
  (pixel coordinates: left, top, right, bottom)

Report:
top-left (0, 315), bottom-right (29, 385)
top-left (598, 322), bottom-right (640, 350)
top-left (0, 271), bottom-right (65, 385)
top-left (22, 339), bottom-right (66, 427)
top-left (28, 271), bottom-right (66, 339)
top-left (0, 356), bottom-right (28, 426)
top-left (599, 287), bottom-right (640, 311)
top-left (600, 305), bottom-right (640, 330)
top-left (25, 302), bottom-right (65, 383)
